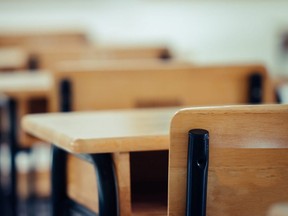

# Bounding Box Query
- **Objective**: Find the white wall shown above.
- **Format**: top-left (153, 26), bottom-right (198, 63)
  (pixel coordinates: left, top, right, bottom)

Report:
top-left (0, 1), bottom-right (288, 75)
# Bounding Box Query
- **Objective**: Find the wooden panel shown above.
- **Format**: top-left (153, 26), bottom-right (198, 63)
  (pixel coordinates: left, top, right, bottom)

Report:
top-left (34, 46), bottom-right (172, 70)
top-left (50, 64), bottom-right (275, 112)
top-left (0, 29), bottom-right (87, 47)
top-left (34, 169), bottom-right (50, 198)
top-left (0, 48), bottom-right (28, 71)
top-left (67, 154), bottom-right (99, 213)
top-left (113, 152), bottom-right (132, 216)
top-left (0, 71), bottom-right (52, 97)
top-left (67, 153), bottom-right (133, 215)
top-left (168, 104), bottom-right (288, 216)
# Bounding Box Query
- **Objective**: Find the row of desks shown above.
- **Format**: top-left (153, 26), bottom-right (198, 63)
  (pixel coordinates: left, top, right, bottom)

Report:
top-left (0, 64), bottom-right (285, 216)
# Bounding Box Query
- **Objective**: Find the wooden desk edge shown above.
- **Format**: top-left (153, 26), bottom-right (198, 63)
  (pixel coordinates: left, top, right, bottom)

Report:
top-left (22, 116), bottom-right (170, 154)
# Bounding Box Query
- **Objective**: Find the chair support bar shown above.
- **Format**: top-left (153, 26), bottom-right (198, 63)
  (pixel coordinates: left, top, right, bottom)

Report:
top-left (51, 146), bottom-right (119, 216)
top-left (186, 129), bottom-right (209, 216)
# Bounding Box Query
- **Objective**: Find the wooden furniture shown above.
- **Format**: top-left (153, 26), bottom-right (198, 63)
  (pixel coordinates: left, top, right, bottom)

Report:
top-left (27, 45), bottom-right (172, 70)
top-left (22, 108), bottom-right (178, 216)
top-left (50, 63), bottom-right (275, 112)
top-left (0, 29), bottom-right (88, 47)
top-left (168, 104), bottom-right (288, 216)
top-left (0, 71), bottom-right (52, 215)
top-left (41, 63), bottom-right (275, 216)
top-left (0, 48), bottom-right (28, 71)
top-left (0, 71), bottom-right (52, 147)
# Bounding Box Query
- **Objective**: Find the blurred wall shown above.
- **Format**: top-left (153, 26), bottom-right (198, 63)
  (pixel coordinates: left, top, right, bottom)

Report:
top-left (0, 1), bottom-right (288, 75)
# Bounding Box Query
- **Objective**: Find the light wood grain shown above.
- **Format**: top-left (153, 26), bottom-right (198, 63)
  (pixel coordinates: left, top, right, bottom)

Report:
top-left (113, 152), bottom-right (132, 216)
top-left (0, 71), bottom-right (52, 98)
top-left (0, 29), bottom-right (87, 47)
top-left (34, 46), bottom-right (172, 70)
top-left (0, 48), bottom-right (28, 71)
top-left (22, 108), bottom-right (178, 154)
top-left (50, 64), bottom-right (275, 112)
top-left (67, 154), bottom-right (99, 213)
top-left (168, 104), bottom-right (288, 216)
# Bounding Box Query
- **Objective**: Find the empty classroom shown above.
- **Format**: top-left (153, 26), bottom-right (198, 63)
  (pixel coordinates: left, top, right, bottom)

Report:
top-left (1, 1), bottom-right (288, 216)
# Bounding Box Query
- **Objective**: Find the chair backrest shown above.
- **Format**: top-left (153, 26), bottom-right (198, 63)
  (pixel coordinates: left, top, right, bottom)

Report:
top-left (29, 45), bottom-right (172, 70)
top-left (0, 29), bottom-right (87, 47)
top-left (168, 104), bottom-right (288, 216)
top-left (50, 63), bottom-right (275, 112)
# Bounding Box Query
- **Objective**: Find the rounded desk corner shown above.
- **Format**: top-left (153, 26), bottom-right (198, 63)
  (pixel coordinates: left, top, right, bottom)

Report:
top-left (69, 138), bottom-right (86, 154)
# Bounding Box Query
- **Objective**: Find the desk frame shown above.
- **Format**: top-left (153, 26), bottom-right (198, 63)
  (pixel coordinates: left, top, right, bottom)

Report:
top-left (50, 79), bottom-right (119, 216)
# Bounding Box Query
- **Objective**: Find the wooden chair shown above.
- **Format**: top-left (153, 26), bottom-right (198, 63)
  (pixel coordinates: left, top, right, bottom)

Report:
top-left (168, 104), bottom-right (288, 216)
top-left (48, 63), bottom-right (276, 216)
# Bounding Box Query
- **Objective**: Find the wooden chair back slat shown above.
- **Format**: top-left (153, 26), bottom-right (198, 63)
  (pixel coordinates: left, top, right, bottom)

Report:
top-left (169, 104), bottom-right (288, 216)
top-left (50, 64), bottom-right (275, 112)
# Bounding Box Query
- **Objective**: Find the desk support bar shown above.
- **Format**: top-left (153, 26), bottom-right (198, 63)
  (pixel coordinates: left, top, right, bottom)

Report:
top-left (51, 146), bottom-right (119, 216)
top-left (51, 146), bottom-right (67, 216)
top-left (186, 129), bottom-right (209, 216)
top-left (88, 153), bottom-right (119, 216)
top-left (53, 78), bottom-right (119, 215)
top-left (7, 98), bottom-right (18, 216)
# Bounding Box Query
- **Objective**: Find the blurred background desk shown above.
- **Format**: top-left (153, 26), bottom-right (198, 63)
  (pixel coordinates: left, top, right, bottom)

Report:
top-left (0, 48), bottom-right (28, 72)
top-left (0, 71), bottom-right (52, 216)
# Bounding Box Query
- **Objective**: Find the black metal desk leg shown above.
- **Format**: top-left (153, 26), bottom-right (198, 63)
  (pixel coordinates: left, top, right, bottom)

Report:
top-left (186, 129), bottom-right (209, 216)
top-left (51, 146), bottom-right (67, 216)
top-left (89, 153), bottom-right (119, 216)
top-left (7, 98), bottom-right (18, 216)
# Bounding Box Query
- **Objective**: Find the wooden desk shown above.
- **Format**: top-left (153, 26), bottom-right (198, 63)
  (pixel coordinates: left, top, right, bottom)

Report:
top-left (0, 71), bottom-right (51, 97)
top-left (22, 108), bottom-right (178, 216)
top-left (0, 48), bottom-right (28, 71)
top-left (0, 71), bottom-right (52, 145)
top-left (0, 71), bottom-right (52, 216)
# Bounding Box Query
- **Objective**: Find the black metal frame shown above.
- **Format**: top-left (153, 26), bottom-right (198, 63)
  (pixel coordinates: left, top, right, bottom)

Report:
top-left (1, 95), bottom-right (37, 216)
top-left (0, 96), bottom-right (8, 215)
top-left (50, 79), bottom-right (119, 216)
top-left (7, 98), bottom-right (18, 216)
top-left (66, 199), bottom-right (98, 216)
top-left (186, 129), bottom-right (209, 216)
top-left (248, 72), bottom-right (263, 104)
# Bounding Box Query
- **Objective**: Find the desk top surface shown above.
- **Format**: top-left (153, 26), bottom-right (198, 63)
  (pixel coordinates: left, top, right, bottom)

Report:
top-left (0, 48), bottom-right (28, 70)
top-left (0, 71), bottom-right (52, 98)
top-left (22, 108), bottom-right (179, 154)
